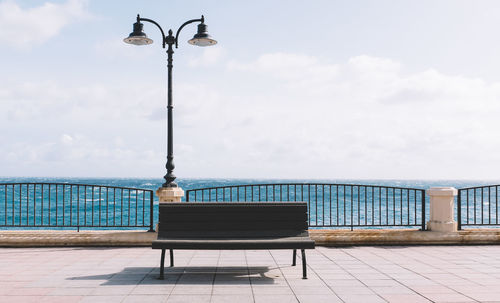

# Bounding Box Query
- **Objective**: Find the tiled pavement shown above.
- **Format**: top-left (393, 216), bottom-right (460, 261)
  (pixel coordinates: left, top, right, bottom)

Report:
top-left (1, 246), bottom-right (500, 302)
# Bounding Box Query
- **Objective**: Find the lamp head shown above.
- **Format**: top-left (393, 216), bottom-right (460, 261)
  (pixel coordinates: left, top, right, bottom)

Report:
top-left (188, 22), bottom-right (217, 47)
top-left (123, 16), bottom-right (153, 45)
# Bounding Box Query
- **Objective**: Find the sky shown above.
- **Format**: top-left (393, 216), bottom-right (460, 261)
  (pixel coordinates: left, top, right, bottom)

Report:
top-left (2, 0), bottom-right (500, 180)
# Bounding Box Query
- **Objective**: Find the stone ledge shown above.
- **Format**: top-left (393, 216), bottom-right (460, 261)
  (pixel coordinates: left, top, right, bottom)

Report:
top-left (310, 229), bottom-right (500, 246)
top-left (1, 229), bottom-right (499, 247)
top-left (0, 230), bottom-right (157, 247)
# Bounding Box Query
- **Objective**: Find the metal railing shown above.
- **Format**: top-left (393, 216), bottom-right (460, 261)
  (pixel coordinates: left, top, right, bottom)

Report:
top-left (457, 185), bottom-right (500, 229)
top-left (0, 183), bottom-right (154, 231)
top-left (186, 183), bottom-right (426, 230)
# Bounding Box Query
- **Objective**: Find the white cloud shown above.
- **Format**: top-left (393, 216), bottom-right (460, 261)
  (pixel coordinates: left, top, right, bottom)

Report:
top-left (0, 0), bottom-right (90, 48)
top-left (2, 52), bottom-right (500, 179)
top-left (188, 46), bottom-right (225, 67)
top-left (94, 36), bottom-right (156, 59)
top-left (215, 53), bottom-right (500, 179)
top-left (0, 80), bottom-right (166, 177)
top-left (227, 52), bottom-right (339, 81)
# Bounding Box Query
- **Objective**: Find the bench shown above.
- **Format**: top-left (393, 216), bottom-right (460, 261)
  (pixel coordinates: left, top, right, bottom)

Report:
top-left (152, 202), bottom-right (315, 279)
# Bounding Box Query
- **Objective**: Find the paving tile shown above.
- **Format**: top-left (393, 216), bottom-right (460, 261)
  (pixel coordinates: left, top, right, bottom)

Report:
top-left (131, 285), bottom-right (174, 295)
top-left (421, 292), bottom-right (476, 303)
top-left (165, 294), bottom-right (210, 302)
top-left (408, 285), bottom-right (457, 294)
top-left (290, 286), bottom-right (334, 295)
top-left (40, 296), bottom-right (84, 303)
top-left (252, 285), bottom-right (294, 295)
top-left (210, 294), bottom-right (254, 303)
top-left (329, 285), bottom-right (375, 295)
top-left (48, 287), bottom-right (95, 296)
top-left (398, 279), bottom-right (440, 286)
top-left (380, 294), bottom-right (432, 303)
top-left (361, 279), bottom-right (402, 287)
top-left (90, 285), bottom-right (135, 295)
top-left (212, 285), bottom-right (252, 295)
top-left (170, 285), bottom-right (212, 295)
top-left (336, 293), bottom-right (387, 303)
top-left (323, 279), bottom-right (365, 287)
top-left (462, 292), bottom-right (500, 302)
top-left (370, 286), bottom-right (416, 295)
top-left (475, 279), bottom-right (500, 286)
top-left (254, 294), bottom-right (298, 303)
top-left (295, 294), bottom-right (343, 303)
top-left (79, 295), bottom-right (125, 303)
top-left (8, 287), bottom-right (55, 296)
top-left (122, 295), bottom-right (168, 303)
top-left (62, 280), bottom-right (107, 288)
top-left (110, 274), bottom-right (146, 281)
top-left (0, 296), bottom-right (44, 303)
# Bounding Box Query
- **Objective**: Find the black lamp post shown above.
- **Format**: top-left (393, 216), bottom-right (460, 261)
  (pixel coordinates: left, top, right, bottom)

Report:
top-left (124, 15), bottom-right (216, 188)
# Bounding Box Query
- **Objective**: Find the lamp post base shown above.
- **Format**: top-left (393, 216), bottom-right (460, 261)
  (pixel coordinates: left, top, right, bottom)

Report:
top-left (156, 186), bottom-right (184, 203)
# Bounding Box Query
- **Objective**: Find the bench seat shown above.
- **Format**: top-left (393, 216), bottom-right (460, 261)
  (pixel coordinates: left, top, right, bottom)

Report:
top-left (153, 237), bottom-right (315, 250)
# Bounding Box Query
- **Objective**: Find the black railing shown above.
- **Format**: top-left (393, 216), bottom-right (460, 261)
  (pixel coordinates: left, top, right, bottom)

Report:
top-left (0, 183), bottom-right (154, 231)
top-left (457, 185), bottom-right (500, 230)
top-left (186, 183), bottom-right (426, 230)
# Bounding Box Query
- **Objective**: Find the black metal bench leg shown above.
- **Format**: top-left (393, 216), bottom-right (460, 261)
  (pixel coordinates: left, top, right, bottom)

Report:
top-left (301, 249), bottom-right (307, 279)
top-left (160, 249), bottom-right (165, 280)
top-left (292, 249), bottom-right (297, 266)
top-left (170, 249), bottom-right (174, 267)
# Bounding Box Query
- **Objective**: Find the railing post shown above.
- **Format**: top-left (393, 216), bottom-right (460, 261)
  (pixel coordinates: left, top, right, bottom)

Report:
top-left (420, 189), bottom-right (426, 231)
top-left (186, 190), bottom-right (190, 202)
top-left (427, 187), bottom-right (458, 232)
top-left (457, 190), bottom-right (462, 230)
top-left (148, 191), bottom-right (155, 232)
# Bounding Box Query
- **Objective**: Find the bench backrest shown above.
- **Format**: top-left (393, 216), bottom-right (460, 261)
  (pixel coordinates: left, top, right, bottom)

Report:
top-left (158, 202), bottom-right (309, 239)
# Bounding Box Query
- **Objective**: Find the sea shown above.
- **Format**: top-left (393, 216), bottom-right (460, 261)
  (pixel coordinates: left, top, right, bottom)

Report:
top-left (0, 177), bottom-right (498, 230)
top-left (0, 177), bottom-right (493, 193)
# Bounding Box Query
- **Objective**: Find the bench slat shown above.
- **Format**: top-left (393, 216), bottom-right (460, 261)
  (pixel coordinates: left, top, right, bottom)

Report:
top-left (153, 237), bottom-right (315, 250)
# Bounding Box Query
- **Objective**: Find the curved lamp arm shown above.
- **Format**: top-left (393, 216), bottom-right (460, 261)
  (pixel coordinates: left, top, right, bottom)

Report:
top-left (174, 15), bottom-right (204, 48)
top-left (139, 16), bottom-right (167, 48)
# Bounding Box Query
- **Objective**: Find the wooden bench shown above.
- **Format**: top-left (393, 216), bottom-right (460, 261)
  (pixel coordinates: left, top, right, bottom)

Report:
top-left (152, 202), bottom-right (315, 279)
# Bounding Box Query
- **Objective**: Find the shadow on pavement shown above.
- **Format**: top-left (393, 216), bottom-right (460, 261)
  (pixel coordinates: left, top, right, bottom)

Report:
top-left (68, 266), bottom-right (275, 285)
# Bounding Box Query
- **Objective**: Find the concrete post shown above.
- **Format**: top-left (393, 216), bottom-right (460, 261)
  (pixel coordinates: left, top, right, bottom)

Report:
top-left (426, 187), bottom-right (457, 232)
top-left (156, 187), bottom-right (184, 203)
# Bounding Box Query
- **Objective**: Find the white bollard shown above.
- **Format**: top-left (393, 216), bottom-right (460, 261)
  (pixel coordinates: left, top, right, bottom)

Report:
top-left (426, 187), bottom-right (457, 232)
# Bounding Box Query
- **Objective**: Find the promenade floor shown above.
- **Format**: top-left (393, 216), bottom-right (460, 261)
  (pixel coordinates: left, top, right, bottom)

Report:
top-left (1, 246), bottom-right (500, 303)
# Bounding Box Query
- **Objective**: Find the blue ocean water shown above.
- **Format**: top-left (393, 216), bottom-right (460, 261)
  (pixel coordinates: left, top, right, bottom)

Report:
top-left (0, 177), bottom-right (498, 230)
top-left (0, 177), bottom-right (492, 192)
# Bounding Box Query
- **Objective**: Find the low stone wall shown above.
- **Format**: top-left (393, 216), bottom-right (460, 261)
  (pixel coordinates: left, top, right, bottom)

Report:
top-left (1, 229), bottom-right (500, 247)
top-left (310, 229), bottom-right (500, 246)
top-left (0, 230), bottom-right (156, 247)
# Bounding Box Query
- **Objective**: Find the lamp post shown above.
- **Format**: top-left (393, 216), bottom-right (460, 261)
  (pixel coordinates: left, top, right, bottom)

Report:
top-left (124, 15), bottom-right (216, 191)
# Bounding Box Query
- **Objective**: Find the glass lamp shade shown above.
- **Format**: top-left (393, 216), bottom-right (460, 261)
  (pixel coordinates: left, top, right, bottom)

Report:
top-left (188, 36), bottom-right (217, 46)
top-left (124, 35), bottom-right (153, 45)
top-left (188, 23), bottom-right (217, 46)
top-left (123, 21), bottom-right (153, 45)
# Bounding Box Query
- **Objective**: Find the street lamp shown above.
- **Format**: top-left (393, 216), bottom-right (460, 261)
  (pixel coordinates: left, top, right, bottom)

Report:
top-left (124, 15), bottom-right (216, 188)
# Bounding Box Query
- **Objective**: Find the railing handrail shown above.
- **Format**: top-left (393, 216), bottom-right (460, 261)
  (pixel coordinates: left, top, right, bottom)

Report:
top-left (186, 183), bottom-right (425, 193)
top-left (458, 185), bottom-right (500, 191)
top-left (0, 182), bottom-right (154, 193)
